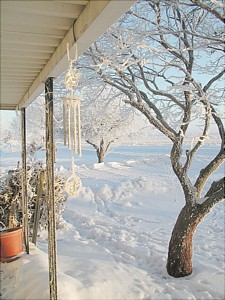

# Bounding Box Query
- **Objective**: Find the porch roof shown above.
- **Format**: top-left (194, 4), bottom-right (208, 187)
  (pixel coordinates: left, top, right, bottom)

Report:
top-left (0, 0), bottom-right (136, 110)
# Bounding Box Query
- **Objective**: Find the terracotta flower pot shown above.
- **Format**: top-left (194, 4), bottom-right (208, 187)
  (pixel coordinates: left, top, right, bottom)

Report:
top-left (0, 227), bottom-right (23, 262)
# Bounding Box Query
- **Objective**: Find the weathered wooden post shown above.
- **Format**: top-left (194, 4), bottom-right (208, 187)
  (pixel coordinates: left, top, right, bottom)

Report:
top-left (32, 170), bottom-right (45, 245)
top-left (45, 77), bottom-right (58, 300)
top-left (21, 108), bottom-right (29, 254)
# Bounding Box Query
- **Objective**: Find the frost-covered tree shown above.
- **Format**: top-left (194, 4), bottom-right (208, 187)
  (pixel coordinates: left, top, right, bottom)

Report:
top-left (5, 95), bottom-right (64, 155)
top-left (0, 129), bottom-right (13, 152)
top-left (2, 114), bottom-right (21, 152)
top-left (26, 96), bottom-right (46, 149)
top-left (80, 85), bottom-right (141, 163)
top-left (4, 97), bottom-right (46, 154)
top-left (78, 0), bottom-right (225, 277)
top-left (25, 94), bottom-right (64, 148)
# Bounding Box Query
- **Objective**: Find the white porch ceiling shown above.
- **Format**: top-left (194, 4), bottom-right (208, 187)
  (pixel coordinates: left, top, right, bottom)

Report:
top-left (0, 0), bottom-right (136, 110)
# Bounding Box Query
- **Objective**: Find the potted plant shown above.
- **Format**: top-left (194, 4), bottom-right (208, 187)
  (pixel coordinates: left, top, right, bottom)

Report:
top-left (0, 173), bottom-right (23, 262)
top-left (0, 161), bottom-right (67, 261)
top-left (0, 226), bottom-right (23, 262)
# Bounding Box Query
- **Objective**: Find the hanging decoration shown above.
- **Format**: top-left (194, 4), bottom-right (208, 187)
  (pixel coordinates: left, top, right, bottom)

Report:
top-left (63, 43), bottom-right (82, 197)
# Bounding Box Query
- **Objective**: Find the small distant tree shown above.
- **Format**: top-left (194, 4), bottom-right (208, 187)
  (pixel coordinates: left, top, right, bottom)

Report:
top-left (0, 129), bottom-right (13, 152)
top-left (3, 117), bottom-right (21, 152)
top-left (5, 97), bottom-right (46, 152)
top-left (81, 86), bottom-right (140, 163)
top-left (5, 94), bottom-right (65, 153)
top-left (2, 130), bottom-right (12, 143)
top-left (79, 0), bottom-right (225, 277)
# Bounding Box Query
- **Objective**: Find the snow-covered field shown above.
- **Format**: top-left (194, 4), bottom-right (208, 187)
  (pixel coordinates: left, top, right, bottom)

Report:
top-left (1, 145), bottom-right (224, 300)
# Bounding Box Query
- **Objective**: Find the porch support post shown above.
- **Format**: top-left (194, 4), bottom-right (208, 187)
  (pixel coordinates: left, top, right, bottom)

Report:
top-left (45, 77), bottom-right (58, 300)
top-left (21, 108), bottom-right (29, 254)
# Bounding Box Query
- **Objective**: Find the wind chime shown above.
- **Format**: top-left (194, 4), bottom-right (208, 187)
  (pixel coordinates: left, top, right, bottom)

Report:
top-left (63, 43), bottom-right (82, 197)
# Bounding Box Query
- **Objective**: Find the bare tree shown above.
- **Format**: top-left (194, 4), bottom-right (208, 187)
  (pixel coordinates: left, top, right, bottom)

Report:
top-left (79, 0), bottom-right (225, 277)
top-left (81, 85), bottom-right (141, 163)
top-left (6, 93), bottom-right (65, 153)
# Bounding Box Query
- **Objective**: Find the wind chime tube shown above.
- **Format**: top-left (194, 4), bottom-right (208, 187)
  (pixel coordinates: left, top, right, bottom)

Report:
top-left (74, 43), bottom-right (78, 62)
top-left (63, 99), bottom-right (67, 146)
top-left (71, 147), bottom-right (75, 175)
top-left (67, 43), bottom-right (70, 62)
top-left (77, 100), bottom-right (82, 157)
top-left (73, 103), bottom-right (77, 153)
top-left (68, 105), bottom-right (71, 149)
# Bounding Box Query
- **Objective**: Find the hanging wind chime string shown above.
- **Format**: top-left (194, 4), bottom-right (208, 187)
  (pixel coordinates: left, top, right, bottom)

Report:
top-left (63, 43), bottom-right (82, 197)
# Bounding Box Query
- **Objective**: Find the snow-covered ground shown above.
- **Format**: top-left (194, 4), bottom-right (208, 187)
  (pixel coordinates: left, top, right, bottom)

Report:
top-left (0, 145), bottom-right (224, 300)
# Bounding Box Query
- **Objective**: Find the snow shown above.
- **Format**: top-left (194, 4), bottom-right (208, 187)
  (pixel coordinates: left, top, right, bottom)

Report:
top-left (1, 145), bottom-right (224, 300)
top-left (195, 196), bottom-right (209, 205)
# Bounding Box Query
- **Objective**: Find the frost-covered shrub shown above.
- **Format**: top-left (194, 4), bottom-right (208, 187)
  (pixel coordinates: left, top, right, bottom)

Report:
top-left (0, 167), bottom-right (22, 228)
top-left (0, 162), bottom-right (67, 233)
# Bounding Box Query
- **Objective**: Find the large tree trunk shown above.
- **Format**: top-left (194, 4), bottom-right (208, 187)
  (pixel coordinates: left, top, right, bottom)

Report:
top-left (167, 204), bottom-right (205, 277)
top-left (167, 178), bottom-right (224, 277)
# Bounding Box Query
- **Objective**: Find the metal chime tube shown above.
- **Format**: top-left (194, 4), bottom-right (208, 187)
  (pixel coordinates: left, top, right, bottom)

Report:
top-left (45, 77), bottom-right (58, 300)
top-left (63, 100), bottom-right (67, 146)
top-left (68, 105), bottom-right (71, 149)
top-left (73, 104), bottom-right (77, 152)
top-left (77, 101), bottom-right (82, 157)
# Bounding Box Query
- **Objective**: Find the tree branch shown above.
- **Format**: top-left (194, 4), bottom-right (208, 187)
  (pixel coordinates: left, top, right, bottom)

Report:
top-left (86, 140), bottom-right (98, 150)
top-left (137, 63), bottom-right (185, 109)
top-left (196, 177), bottom-right (225, 216)
top-left (204, 177), bottom-right (225, 202)
top-left (127, 100), bottom-right (176, 142)
top-left (203, 68), bottom-right (225, 92)
top-left (184, 100), bottom-right (211, 172)
top-left (190, 0), bottom-right (225, 23)
top-left (194, 150), bottom-right (225, 197)
top-left (139, 90), bottom-right (177, 138)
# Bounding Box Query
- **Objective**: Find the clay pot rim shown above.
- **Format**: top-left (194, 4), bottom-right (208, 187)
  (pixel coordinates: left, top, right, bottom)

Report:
top-left (0, 227), bottom-right (22, 235)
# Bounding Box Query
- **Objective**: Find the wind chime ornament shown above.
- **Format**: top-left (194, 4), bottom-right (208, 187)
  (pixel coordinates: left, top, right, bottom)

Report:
top-left (63, 43), bottom-right (82, 197)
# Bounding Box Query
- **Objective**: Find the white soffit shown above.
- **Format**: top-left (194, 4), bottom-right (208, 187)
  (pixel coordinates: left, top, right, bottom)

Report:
top-left (0, 0), bottom-right (136, 110)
